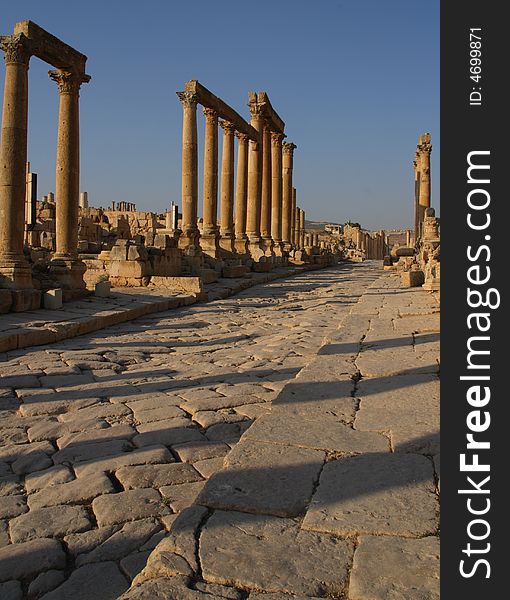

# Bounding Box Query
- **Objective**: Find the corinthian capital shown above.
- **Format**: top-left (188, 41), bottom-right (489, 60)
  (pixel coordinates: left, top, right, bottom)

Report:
top-left (282, 142), bottom-right (297, 155)
top-left (235, 131), bottom-right (249, 143)
top-left (417, 141), bottom-right (432, 155)
top-left (203, 107), bottom-right (218, 123)
top-left (49, 70), bottom-right (91, 95)
top-left (177, 91), bottom-right (198, 109)
top-left (220, 120), bottom-right (235, 134)
top-left (271, 131), bottom-right (285, 146)
top-left (0, 33), bottom-right (31, 66)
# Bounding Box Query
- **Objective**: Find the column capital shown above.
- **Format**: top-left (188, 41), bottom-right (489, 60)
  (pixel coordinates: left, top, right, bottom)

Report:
top-left (0, 33), bottom-right (31, 66)
top-left (417, 141), bottom-right (432, 155)
top-left (271, 131), bottom-right (285, 145)
top-left (235, 131), bottom-right (249, 142)
top-left (203, 107), bottom-right (218, 123)
top-left (220, 120), bottom-right (235, 134)
top-left (282, 142), bottom-right (297, 155)
top-left (176, 90), bottom-right (198, 109)
top-left (49, 69), bottom-right (91, 95)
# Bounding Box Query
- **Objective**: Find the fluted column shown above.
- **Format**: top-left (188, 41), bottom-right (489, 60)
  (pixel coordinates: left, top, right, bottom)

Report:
top-left (246, 103), bottom-right (264, 260)
top-left (177, 91), bottom-right (199, 251)
top-left (49, 68), bottom-right (90, 290)
top-left (0, 34), bottom-right (33, 289)
top-left (294, 206), bottom-right (300, 249)
top-left (291, 187), bottom-right (297, 248)
top-left (282, 142), bottom-right (296, 251)
top-left (234, 132), bottom-right (249, 254)
top-left (260, 123), bottom-right (273, 253)
top-left (299, 209), bottom-right (305, 249)
top-left (219, 120), bottom-right (235, 254)
top-left (270, 132), bottom-right (284, 255)
top-left (201, 107), bottom-right (219, 257)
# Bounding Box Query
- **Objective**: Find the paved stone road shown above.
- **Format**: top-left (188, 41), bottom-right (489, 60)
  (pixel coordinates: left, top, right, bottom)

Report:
top-left (0, 262), bottom-right (394, 599)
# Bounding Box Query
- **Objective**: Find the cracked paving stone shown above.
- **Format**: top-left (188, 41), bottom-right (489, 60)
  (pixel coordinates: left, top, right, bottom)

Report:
top-left (197, 440), bottom-right (325, 517)
top-left (0, 538), bottom-right (66, 582)
top-left (160, 481), bottom-right (206, 512)
top-left (27, 472), bottom-right (114, 510)
top-left (92, 488), bottom-right (170, 527)
top-left (302, 453), bottom-right (438, 536)
top-left (9, 504), bottom-right (92, 543)
top-left (349, 535), bottom-right (439, 600)
top-left (115, 463), bottom-right (203, 489)
top-left (200, 510), bottom-right (353, 597)
top-left (119, 576), bottom-right (230, 600)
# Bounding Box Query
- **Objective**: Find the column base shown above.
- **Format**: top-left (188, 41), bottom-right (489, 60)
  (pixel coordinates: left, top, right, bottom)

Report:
top-left (49, 256), bottom-right (86, 291)
top-left (260, 236), bottom-right (274, 256)
top-left (0, 254), bottom-right (33, 290)
top-left (201, 233), bottom-right (221, 259)
top-left (234, 237), bottom-right (248, 255)
top-left (247, 236), bottom-right (265, 262)
top-left (178, 228), bottom-right (201, 252)
top-left (218, 234), bottom-right (235, 254)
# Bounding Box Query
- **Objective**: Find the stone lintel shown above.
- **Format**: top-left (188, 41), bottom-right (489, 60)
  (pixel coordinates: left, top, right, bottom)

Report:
top-left (184, 80), bottom-right (258, 141)
top-left (256, 91), bottom-right (285, 133)
top-left (13, 20), bottom-right (87, 73)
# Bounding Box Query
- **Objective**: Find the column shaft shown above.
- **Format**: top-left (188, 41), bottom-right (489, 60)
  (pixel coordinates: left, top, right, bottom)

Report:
top-left (219, 121), bottom-right (235, 253)
top-left (246, 104), bottom-right (264, 259)
top-left (0, 34), bottom-right (32, 289)
top-left (177, 91), bottom-right (199, 250)
top-left (260, 124), bottom-right (272, 248)
top-left (291, 188), bottom-right (297, 247)
top-left (281, 142), bottom-right (296, 250)
top-left (270, 132), bottom-right (283, 247)
top-left (234, 132), bottom-right (249, 253)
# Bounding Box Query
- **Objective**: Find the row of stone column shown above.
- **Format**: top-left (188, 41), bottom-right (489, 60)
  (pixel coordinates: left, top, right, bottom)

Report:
top-left (111, 201), bottom-right (136, 212)
top-left (352, 229), bottom-right (386, 259)
top-left (413, 132), bottom-right (432, 242)
top-left (176, 91), bottom-right (305, 260)
top-left (0, 33), bottom-right (89, 291)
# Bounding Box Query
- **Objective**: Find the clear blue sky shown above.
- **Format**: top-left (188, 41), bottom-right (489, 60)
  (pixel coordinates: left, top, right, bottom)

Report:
top-left (1, 0), bottom-right (439, 230)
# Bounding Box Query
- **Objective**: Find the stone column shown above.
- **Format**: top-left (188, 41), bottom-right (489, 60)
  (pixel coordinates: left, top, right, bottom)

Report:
top-left (299, 209), bottom-right (305, 249)
top-left (79, 191), bottom-right (88, 209)
top-left (291, 187), bottom-right (297, 248)
top-left (417, 133), bottom-right (432, 239)
top-left (294, 206), bottom-right (301, 249)
top-left (219, 120), bottom-right (235, 254)
top-left (281, 142), bottom-right (296, 251)
top-left (49, 68), bottom-right (90, 291)
top-left (0, 34), bottom-right (33, 290)
top-left (201, 107), bottom-right (219, 257)
top-left (234, 132), bottom-right (249, 254)
top-left (270, 132), bottom-right (284, 255)
top-left (246, 103), bottom-right (264, 260)
top-left (177, 91), bottom-right (199, 251)
top-left (260, 123), bottom-right (273, 253)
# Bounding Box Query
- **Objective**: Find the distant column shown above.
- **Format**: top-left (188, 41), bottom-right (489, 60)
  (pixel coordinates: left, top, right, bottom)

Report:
top-left (246, 102), bottom-right (264, 259)
top-left (79, 191), bottom-right (88, 209)
top-left (270, 132), bottom-right (284, 254)
top-left (260, 123), bottom-right (273, 252)
top-left (417, 133), bottom-right (432, 239)
top-left (299, 209), bottom-right (305, 249)
top-left (291, 188), bottom-right (297, 247)
top-left (201, 107), bottom-right (219, 256)
top-left (234, 132), bottom-right (249, 254)
top-left (177, 91), bottom-right (199, 251)
top-left (0, 34), bottom-right (33, 289)
top-left (219, 120), bottom-right (235, 253)
top-left (282, 142), bottom-right (296, 251)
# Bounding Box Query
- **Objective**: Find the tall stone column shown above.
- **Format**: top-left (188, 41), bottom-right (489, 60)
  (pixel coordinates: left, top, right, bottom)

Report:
top-left (281, 142), bottom-right (296, 251)
top-left (294, 206), bottom-right (301, 249)
top-left (270, 132), bottom-right (284, 255)
top-left (177, 91), bottom-right (199, 251)
top-left (49, 68), bottom-right (90, 291)
top-left (413, 154), bottom-right (420, 241)
top-left (0, 34), bottom-right (33, 290)
top-left (417, 133), bottom-right (432, 239)
top-left (246, 103), bottom-right (264, 260)
top-left (201, 107), bottom-right (219, 257)
top-left (234, 132), bottom-right (249, 254)
top-left (260, 124), bottom-right (273, 253)
top-left (291, 188), bottom-right (297, 247)
top-left (219, 120), bottom-right (235, 254)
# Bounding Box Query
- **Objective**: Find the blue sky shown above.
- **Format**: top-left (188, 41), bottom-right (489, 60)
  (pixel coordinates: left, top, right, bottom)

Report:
top-left (1, 0), bottom-right (439, 230)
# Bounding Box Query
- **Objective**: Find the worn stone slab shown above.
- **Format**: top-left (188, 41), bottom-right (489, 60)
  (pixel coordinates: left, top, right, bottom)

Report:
top-left (27, 570), bottom-right (66, 598)
top-left (302, 453), bottom-right (438, 536)
top-left (39, 561), bottom-right (129, 600)
top-left (0, 494), bottom-right (27, 518)
top-left (116, 463), bottom-right (203, 489)
top-left (120, 550), bottom-right (151, 581)
top-left (74, 445), bottom-right (174, 477)
top-left (52, 439), bottom-right (131, 464)
top-left (28, 472), bottom-right (114, 510)
top-left (355, 373), bottom-right (439, 454)
top-left (64, 525), bottom-right (121, 557)
top-left (56, 424), bottom-right (136, 449)
top-left (92, 489), bottom-right (170, 527)
top-left (133, 425), bottom-right (205, 448)
top-left (24, 465), bottom-right (74, 493)
top-left (9, 504), bottom-right (91, 543)
top-left (193, 456), bottom-right (225, 478)
top-left (197, 440), bottom-right (325, 517)
top-left (160, 481), bottom-right (206, 512)
top-left (0, 538), bottom-right (66, 582)
top-left (173, 441), bottom-right (230, 463)
top-left (0, 580), bottom-right (22, 600)
top-left (120, 576), bottom-right (228, 600)
top-left (75, 519), bottom-right (161, 566)
top-left (349, 535), bottom-right (440, 600)
top-left (200, 510), bottom-right (353, 597)
top-left (244, 413), bottom-right (389, 452)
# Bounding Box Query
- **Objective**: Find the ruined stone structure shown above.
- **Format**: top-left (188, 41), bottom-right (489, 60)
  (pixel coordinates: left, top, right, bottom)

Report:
top-left (414, 132), bottom-right (432, 241)
top-left (0, 21), bottom-right (90, 310)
